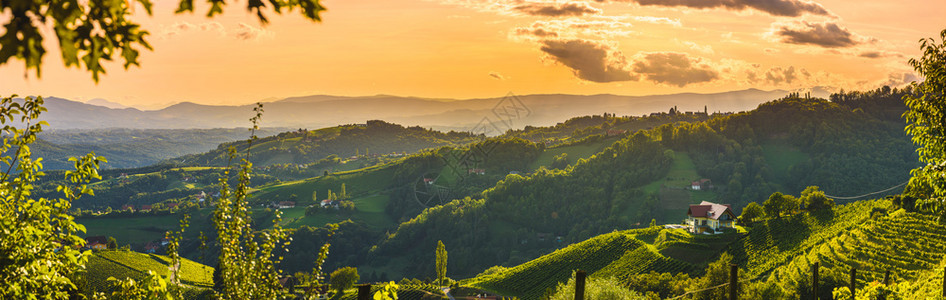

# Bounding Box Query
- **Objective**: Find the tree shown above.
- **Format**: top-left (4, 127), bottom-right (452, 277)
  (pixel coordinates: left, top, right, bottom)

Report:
top-left (0, 96), bottom-right (105, 299)
top-left (550, 153), bottom-right (569, 170)
top-left (904, 29), bottom-right (946, 220)
top-left (213, 104), bottom-right (291, 299)
top-left (107, 236), bottom-right (118, 250)
top-left (800, 186), bottom-right (834, 210)
top-left (329, 267), bottom-right (359, 293)
top-left (739, 202), bottom-right (765, 224)
top-left (341, 183), bottom-right (348, 200)
top-left (763, 192), bottom-right (786, 219)
top-left (0, 0), bottom-right (326, 81)
top-left (436, 240), bottom-right (448, 288)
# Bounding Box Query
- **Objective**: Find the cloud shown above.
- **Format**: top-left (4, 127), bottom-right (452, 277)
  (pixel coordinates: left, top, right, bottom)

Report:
top-left (882, 72), bottom-right (920, 88)
top-left (631, 52), bottom-right (719, 87)
top-left (539, 39), bottom-right (637, 82)
top-left (630, 16), bottom-right (682, 27)
top-left (682, 41), bottom-right (714, 54)
top-left (514, 27), bottom-right (560, 38)
top-left (762, 66), bottom-right (798, 85)
top-left (489, 71), bottom-right (507, 80)
top-left (234, 23), bottom-right (274, 41)
top-left (513, 20), bottom-right (635, 41)
top-left (771, 21), bottom-right (860, 48)
top-left (596, 0), bottom-right (831, 17)
top-left (514, 2), bottom-right (601, 17)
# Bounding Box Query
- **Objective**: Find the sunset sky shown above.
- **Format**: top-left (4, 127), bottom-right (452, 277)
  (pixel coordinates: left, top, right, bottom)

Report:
top-left (0, 0), bottom-right (942, 109)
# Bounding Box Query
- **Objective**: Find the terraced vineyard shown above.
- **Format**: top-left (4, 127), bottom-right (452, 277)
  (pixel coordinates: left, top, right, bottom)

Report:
top-left (769, 210), bottom-right (946, 290)
top-left (466, 227), bottom-right (696, 299)
top-left (727, 199), bottom-right (890, 277)
top-left (86, 250), bottom-right (214, 292)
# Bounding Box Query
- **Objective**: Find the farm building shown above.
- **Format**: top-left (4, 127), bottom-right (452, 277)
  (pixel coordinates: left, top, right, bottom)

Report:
top-left (686, 201), bottom-right (736, 234)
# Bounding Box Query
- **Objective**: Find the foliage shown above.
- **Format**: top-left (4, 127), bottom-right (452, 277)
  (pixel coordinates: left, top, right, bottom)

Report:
top-left (547, 273), bottom-right (648, 300)
top-left (739, 202), bottom-right (765, 224)
top-left (832, 281), bottom-right (902, 300)
top-left (0, 95), bottom-right (104, 299)
top-left (550, 153), bottom-right (569, 170)
top-left (303, 223), bottom-right (338, 299)
top-left (373, 281), bottom-right (399, 300)
top-left (904, 29), bottom-right (946, 221)
top-left (800, 186), bottom-right (834, 210)
top-left (436, 240), bottom-right (448, 287)
top-left (763, 192), bottom-right (791, 219)
top-left (212, 103), bottom-right (291, 299)
top-left (102, 271), bottom-right (172, 300)
top-left (329, 267), bottom-right (359, 292)
top-left (688, 253), bottom-right (739, 300)
top-left (0, 0), bottom-right (325, 81)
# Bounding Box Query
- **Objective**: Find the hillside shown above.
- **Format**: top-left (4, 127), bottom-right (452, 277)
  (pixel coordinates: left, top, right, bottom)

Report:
top-left (19, 128), bottom-right (284, 169)
top-left (363, 90), bottom-right (918, 280)
top-left (84, 250), bottom-right (214, 296)
top-left (170, 120), bottom-right (479, 167)
top-left (463, 199), bottom-right (946, 299)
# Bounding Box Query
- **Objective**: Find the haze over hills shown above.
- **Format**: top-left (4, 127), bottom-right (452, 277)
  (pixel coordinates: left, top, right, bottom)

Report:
top-left (37, 89), bottom-right (799, 131)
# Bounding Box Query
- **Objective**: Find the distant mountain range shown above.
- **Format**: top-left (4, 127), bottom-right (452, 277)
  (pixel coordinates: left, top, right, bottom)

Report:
top-left (39, 89), bottom-right (800, 131)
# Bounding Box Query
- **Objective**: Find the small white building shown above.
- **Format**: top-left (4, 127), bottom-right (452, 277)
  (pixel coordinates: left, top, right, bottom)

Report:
top-left (686, 201), bottom-right (736, 234)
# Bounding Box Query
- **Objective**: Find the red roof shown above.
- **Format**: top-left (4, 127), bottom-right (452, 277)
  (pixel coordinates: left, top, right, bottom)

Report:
top-left (688, 201), bottom-right (735, 220)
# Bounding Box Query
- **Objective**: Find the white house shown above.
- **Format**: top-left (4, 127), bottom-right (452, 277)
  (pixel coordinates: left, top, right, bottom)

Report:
top-left (686, 201), bottom-right (736, 234)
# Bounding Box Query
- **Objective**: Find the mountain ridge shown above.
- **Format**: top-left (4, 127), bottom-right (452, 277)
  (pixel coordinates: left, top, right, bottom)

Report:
top-left (35, 89), bottom-right (795, 130)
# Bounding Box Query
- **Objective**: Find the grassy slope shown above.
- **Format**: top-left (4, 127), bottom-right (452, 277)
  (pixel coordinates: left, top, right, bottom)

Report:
top-left (86, 250), bottom-right (214, 291)
top-left (636, 151), bottom-right (719, 223)
top-left (529, 136), bottom-right (620, 170)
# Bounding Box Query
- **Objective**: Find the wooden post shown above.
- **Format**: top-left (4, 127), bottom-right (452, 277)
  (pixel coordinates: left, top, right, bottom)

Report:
top-left (879, 270), bottom-right (891, 300)
top-left (358, 284), bottom-right (372, 300)
top-left (849, 268), bottom-right (856, 300)
top-left (575, 270), bottom-right (587, 300)
top-left (811, 262), bottom-right (819, 299)
top-left (729, 264), bottom-right (738, 300)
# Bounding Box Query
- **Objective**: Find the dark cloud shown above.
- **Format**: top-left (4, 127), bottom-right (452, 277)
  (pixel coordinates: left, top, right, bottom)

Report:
top-left (631, 52), bottom-right (718, 87)
top-left (774, 21), bottom-right (859, 48)
top-left (539, 39), bottom-right (637, 82)
top-left (489, 71), bottom-right (506, 80)
top-left (859, 51), bottom-right (881, 58)
top-left (764, 66), bottom-right (797, 85)
top-left (514, 2), bottom-right (601, 17)
top-left (597, 0), bottom-right (830, 17)
top-left (514, 27), bottom-right (559, 38)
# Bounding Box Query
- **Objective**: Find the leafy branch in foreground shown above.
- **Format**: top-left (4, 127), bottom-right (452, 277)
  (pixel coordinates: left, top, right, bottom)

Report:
top-left (904, 28), bottom-right (946, 221)
top-left (0, 95), bottom-right (105, 299)
top-left (0, 0), bottom-right (326, 81)
top-left (213, 103), bottom-right (292, 299)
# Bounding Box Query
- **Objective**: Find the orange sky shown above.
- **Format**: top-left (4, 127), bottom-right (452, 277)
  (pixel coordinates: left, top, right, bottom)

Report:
top-left (0, 0), bottom-right (942, 109)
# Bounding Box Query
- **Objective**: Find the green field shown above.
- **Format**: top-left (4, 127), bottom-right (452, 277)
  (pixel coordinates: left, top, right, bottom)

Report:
top-left (634, 151), bottom-right (718, 223)
top-left (280, 194), bottom-right (394, 229)
top-left (529, 137), bottom-right (619, 170)
top-left (78, 213), bottom-right (209, 246)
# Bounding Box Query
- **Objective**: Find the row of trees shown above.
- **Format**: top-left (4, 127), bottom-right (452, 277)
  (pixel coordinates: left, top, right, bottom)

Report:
top-left (739, 186), bottom-right (835, 224)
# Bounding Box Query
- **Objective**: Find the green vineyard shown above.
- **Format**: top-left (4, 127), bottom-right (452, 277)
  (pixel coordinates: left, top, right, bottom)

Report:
top-left (85, 250), bottom-right (215, 293)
